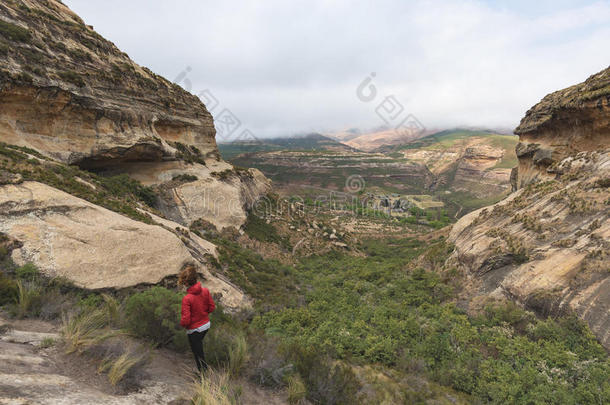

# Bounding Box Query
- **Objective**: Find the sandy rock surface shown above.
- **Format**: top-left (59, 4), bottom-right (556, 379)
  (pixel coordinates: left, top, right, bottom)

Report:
top-left (0, 181), bottom-right (249, 310)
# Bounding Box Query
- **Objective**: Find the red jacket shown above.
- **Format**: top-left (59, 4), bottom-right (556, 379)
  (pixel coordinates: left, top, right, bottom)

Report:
top-left (180, 282), bottom-right (215, 330)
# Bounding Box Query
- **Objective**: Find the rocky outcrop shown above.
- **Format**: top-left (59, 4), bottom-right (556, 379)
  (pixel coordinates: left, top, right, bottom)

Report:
top-left (152, 163), bottom-right (271, 229)
top-left (399, 132), bottom-right (517, 199)
top-left (513, 66), bottom-right (610, 188)
top-left (448, 144), bottom-right (512, 197)
top-left (0, 0), bottom-right (215, 164)
top-left (449, 68), bottom-right (610, 349)
top-left (0, 0), bottom-right (270, 230)
top-left (0, 181), bottom-right (250, 309)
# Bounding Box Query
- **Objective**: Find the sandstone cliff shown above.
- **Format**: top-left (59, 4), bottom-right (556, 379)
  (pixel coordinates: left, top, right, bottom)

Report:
top-left (0, 0), bottom-right (270, 229)
top-left (0, 0), bottom-right (270, 301)
top-left (513, 66), bottom-right (610, 188)
top-left (397, 131), bottom-right (517, 200)
top-left (449, 68), bottom-right (610, 349)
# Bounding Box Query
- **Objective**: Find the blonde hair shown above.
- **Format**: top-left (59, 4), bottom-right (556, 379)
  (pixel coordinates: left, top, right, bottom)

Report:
top-left (178, 264), bottom-right (198, 287)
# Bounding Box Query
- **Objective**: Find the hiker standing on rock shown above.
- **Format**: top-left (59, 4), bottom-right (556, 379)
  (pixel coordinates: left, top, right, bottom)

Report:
top-left (179, 265), bottom-right (215, 373)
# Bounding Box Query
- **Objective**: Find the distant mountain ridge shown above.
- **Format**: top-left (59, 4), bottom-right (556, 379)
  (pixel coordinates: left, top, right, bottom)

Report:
top-left (218, 133), bottom-right (358, 160)
top-left (327, 126), bottom-right (514, 152)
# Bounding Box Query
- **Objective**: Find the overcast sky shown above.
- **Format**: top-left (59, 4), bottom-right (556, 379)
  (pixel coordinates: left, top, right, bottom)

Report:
top-left (64, 0), bottom-right (610, 138)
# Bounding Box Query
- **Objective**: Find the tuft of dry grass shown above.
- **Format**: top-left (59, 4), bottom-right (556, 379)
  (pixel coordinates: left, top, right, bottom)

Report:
top-left (190, 369), bottom-right (235, 405)
top-left (228, 334), bottom-right (249, 377)
top-left (14, 279), bottom-right (40, 319)
top-left (98, 350), bottom-right (146, 386)
top-left (61, 308), bottom-right (118, 353)
top-left (101, 293), bottom-right (121, 326)
top-left (286, 374), bottom-right (307, 404)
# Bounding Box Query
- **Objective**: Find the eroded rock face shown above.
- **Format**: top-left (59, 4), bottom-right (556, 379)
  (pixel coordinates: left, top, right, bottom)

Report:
top-left (112, 159), bottom-right (271, 229)
top-left (0, 181), bottom-right (250, 309)
top-left (0, 1), bottom-right (216, 164)
top-left (451, 144), bottom-right (512, 198)
top-left (401, 135), bottom-right (516, 199)
top-left (0, 0), bottom-right (270, 230)
top-left (514, 66), bottom-right (610, 188)
top-left (449, 152), bottom-right (609, 348)
top-left (449, 67), bottom-right (610, 349)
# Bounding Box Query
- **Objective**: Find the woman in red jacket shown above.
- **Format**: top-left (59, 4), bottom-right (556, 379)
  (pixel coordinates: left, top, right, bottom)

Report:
top-left (179, 265), bottom-right (215, 372)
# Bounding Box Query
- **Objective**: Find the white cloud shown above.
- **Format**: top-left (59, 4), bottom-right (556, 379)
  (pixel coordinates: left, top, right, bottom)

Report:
top-left (64, 0), bottom-right (610, 137)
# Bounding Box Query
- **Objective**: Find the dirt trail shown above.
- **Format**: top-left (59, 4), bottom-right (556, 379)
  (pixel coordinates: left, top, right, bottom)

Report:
top-left (0, 316), bottom-right (287, 404)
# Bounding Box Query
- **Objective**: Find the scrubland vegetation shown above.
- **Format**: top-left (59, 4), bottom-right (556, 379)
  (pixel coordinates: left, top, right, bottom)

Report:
top-left (2, 213), bottom-right (609, 403)
top-left (0, 142), bottom-right (157, 223)
top-left (1, 185), bottom-right (608, 403)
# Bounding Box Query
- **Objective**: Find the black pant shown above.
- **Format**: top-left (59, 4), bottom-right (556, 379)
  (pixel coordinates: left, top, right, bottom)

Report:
top-left (187, 329), bottom-right (208, 372)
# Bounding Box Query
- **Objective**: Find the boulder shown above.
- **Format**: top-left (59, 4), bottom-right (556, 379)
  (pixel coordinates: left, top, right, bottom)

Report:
top-left (0, 181), bottom-right (249, 309)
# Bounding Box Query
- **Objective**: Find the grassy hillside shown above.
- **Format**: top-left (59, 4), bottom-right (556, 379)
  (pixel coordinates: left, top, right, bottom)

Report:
top-left (394, 129), bottom-right (510, 149)
top-left (0, 142), bottom-right (157, 223)
top-left (393, 129), bottom-right (519, 169)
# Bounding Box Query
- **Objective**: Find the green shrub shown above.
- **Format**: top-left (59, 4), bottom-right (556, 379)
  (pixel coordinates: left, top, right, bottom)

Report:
top-left (213, 238), bottom-right (298, 307)
top-left (0, 20), bottom-right (31, 42)
top-left (12, 279), bottom-right (42, 319)
top-left (287, 344), bottom-right (361, 405)
top-left (123, 286), bottom-right (187, 350)
top-left (245, 333), bottom-right (290, 387)
top-left (211, 169), bottom-right (234, 181)
top-left (171, 142), bottom-right (207, 165)
top-left (78, 294), bottom-right (104, 311)
top-left (0, 273), bottom-right (18, 306)
top-left (190, 218), bottom-right (219, 238)
top-left (48, 276), bottom-right (78, 294)
top-left (99, 174), bottom-right (157, 207)
top-left (58, 70), bottom-right (85, 87)
top-left (243, 213), bottom-right (291, 250)
top-left (15, 262), bottom-right (40, 281)
top-left (204, 324), bottom-right (236, 369)
top-left (252, 235), bottom-right (610, 403)
top-left (172, 173), bottom-right (198, 183)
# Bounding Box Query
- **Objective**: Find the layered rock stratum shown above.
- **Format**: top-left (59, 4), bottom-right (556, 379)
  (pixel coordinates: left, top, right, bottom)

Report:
top-left (0, 0), bottom-right (270, 229)
top-left (0, 0), bottom-right (215, 164)
top-left (513, 67), bottom-right (610, 188)
top-left (394, 131), bottom-right (517, 200)
top-left (449, 67), bottom-right (610, 349)
top-left (0, 0), bottom-right (269, 298)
